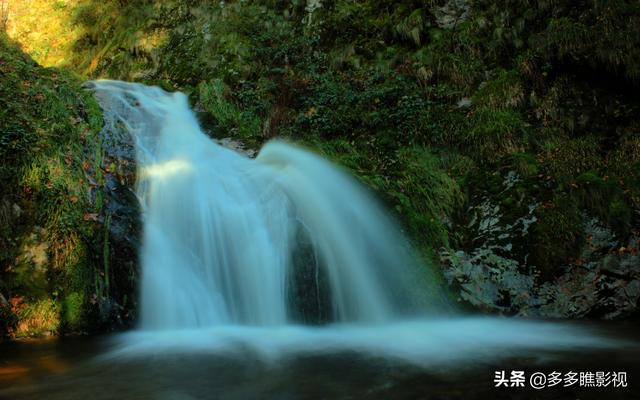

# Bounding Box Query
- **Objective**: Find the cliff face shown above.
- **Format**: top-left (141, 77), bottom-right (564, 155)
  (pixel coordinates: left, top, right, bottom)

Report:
top-left (1, 1), bottom-right (639, 335)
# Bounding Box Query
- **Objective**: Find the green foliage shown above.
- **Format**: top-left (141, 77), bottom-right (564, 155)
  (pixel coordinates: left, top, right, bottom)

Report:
top-left (467, 108), bottom-right (528, 161)
top-left (70, 0), bottom-right (161, 78)
top-left (542, 135), bottom-right (602, 178)
top-left (391, 147), bottom-right (462, 249)
top-left (61, 292), bottom-right (84, 331)
top-left (573, 172), bottom-right (632, 235)
top-left (472, 70), bottom-right (525, 110)
top-left (64, 0), bottom-right (636, 289)
top-left (198, 79), bottom-right (261, 144)
top-left (0, 32), bottom-right (105, 336)
top-left (531, 197), bottom-right (584, 279)
top-left (532, 1), bottom-right (640, 80)
top-left (15, 299), bottom-right (60, 337)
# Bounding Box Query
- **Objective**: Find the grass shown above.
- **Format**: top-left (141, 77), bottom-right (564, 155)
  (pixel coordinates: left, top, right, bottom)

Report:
top-left (0, 31), bottom-right (105, 336)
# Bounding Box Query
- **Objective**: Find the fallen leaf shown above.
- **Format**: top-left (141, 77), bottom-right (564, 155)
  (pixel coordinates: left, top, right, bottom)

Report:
top-left (83, 213), bottom-right (99, 222)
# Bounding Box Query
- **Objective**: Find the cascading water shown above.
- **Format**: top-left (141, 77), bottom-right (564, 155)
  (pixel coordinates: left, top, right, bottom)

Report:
top-left (88, 80), bottom-right (614, 366)
top-left (90, 80), bottom-right (437, 330)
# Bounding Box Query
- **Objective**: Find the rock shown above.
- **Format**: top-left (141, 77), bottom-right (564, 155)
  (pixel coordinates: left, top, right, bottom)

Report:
top-left (215, 137), bottom-right (256, 158)
top-left (84, 96), bottom-right (142, 329)
top-left (443, 166), bottom-right (640, 319)
top-left (11, 203), bottom-right (21, 218)
top-left (434, 0), bottom-right (470, 29)
top-left (0, 292), bottom-right (9, 308)
top-left (456, 97), bottom-right (472, 108)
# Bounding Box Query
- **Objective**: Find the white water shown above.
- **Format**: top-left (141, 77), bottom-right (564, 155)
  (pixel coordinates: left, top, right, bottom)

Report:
top-left (89, 80), bottom-right (615, 365)
top-left (90, 80), bottom-right (432, 329)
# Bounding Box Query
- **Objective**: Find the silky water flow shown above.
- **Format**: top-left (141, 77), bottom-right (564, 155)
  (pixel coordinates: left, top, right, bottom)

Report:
top-left (87, 80), bottom-right (616, 366)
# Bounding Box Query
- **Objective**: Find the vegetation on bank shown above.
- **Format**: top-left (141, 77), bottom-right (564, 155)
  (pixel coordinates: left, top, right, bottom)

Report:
top-left (1, 0), bottom-right (639, 333)
top-left (0, 32), bottom-right (136, 337)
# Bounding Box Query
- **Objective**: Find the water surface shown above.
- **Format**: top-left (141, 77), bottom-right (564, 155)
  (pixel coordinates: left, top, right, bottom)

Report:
top-left (1, 319), bottom-right (638, 399)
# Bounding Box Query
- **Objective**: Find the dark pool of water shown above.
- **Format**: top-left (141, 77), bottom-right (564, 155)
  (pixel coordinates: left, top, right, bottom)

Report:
top-left (1, 321), bottom-right (639, 400)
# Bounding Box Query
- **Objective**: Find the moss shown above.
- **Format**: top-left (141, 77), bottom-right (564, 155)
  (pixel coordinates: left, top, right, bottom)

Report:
top-left (607, 133), bottom-right (640, 193)
top-left (509, 152), bottom-right (539, 178)
top-left (542, 136), bottom-right (603, 179)
top-left (15, 299), bottom-right (60, 337)
top-left (530, 197), bottom-right (584, 280)
top-left (573, 172), bottom-right (631, 236)
top-left (467, 108), bottom-right (528, 161)
top-left (472, 70), bottom-right (525, 111)
top-left (198, 79), bottom-right (262, 145)
top-left (0, 32), bottom-right (105, 336)
top-left (61, 292), bottom-right (84, 331)
top-left (391, 147), bottom-right (463, 249)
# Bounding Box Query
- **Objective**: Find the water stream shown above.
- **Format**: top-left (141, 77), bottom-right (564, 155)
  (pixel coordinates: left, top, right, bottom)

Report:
top-left (87, 80), bottom-right (621, 359)
top-left (91, 80), bottom-right (434, 329)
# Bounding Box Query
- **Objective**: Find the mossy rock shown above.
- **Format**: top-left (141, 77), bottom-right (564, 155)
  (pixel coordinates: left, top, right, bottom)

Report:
top-left (0, 33), bottom-right (119, 336)
top-left (572, 171), bottom-right (633, 236)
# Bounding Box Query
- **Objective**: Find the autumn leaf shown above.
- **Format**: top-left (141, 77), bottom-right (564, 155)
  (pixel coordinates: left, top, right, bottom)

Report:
top-left (83, 213), bottom-right (99, 222)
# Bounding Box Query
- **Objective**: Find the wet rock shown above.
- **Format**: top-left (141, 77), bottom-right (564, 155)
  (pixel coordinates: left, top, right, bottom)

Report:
top-left (84, 102), bottom-right (141, 329)
top-left (215, 137), bottom-right (256, 158)
top-left (443, 166), bottom-right (640, 319)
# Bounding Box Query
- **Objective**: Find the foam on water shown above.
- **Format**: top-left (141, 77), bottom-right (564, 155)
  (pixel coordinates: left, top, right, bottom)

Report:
top-left (103, 318), bottom-right (616, 368)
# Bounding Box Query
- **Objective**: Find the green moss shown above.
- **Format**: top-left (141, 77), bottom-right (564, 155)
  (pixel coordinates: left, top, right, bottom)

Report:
top-left (15, 299), bottom-right (60, 337)
top-left (531, 197), bottom-right (584, 280)
top-left (198, 79), bottom-right (261, 145)
top-left (392, 147), bottom-right (463, 249)
top-left (509, 153), bottom-right (539, 178)
top-left (573, 172), bottom-right (631, 235)
top-left (467, 108), bottom-right (528, 161)
top-left (61, 292), bottom-right (84, 331)
top-left (472, 70), bottom-right (525, 111)
top-left (613, 140), bottom-right (640, 220)
top-left (0, 32), bottom-right (105, 336)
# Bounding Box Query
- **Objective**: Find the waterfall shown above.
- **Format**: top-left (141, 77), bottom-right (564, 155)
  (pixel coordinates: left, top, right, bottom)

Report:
top-left (89, 80), bottom-right (438, 330)
top-left (87, 80), bottom-right (613, 367)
